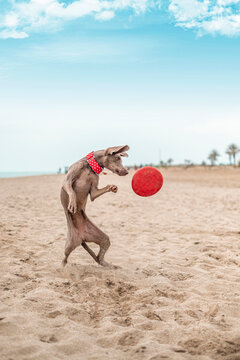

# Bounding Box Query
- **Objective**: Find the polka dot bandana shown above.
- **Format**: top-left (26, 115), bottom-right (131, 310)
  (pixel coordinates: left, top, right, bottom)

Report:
top-left (86, 151), bottom-right (103, 175)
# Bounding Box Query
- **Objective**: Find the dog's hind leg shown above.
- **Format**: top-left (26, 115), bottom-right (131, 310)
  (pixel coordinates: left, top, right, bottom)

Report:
top-left (81, 243), bottom-right (100, 264)
top-left (62, 211), bottom-right (83, 266)
top-left (82, 217), bottom-right (116, 267)
top-left (96, 235), bottom-right (120, 268)
top-left (96, 234), bottom-right (111, 267)
top-left (62, 231), bottom-right (78, 266)
top-left (62, 242), bottom-right (75, 266)
top-left (82, 235), bottom-right (112, 267)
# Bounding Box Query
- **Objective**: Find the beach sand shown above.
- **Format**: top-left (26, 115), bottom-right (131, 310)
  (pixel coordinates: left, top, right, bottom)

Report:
top-left (1, 167), bottom-right (240, 360)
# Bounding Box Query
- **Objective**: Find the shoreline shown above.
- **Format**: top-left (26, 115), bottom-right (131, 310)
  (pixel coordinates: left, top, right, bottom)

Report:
top-left (0, 172), bottom-right (56, 179)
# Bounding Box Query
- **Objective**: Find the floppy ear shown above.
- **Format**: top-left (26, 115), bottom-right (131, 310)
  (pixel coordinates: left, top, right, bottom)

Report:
top-left (105, 145), bottom-right (129, 156)
top-left (120, 152), bottom-right (128, 157)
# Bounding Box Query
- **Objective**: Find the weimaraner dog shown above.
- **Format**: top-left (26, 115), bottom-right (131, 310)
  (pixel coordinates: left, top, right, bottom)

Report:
top-left (60, 145), bottom-right (129, 267)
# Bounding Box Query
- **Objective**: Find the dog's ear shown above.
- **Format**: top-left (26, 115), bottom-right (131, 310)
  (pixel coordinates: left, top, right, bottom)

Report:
top-left (120, 152), bottom-right (128, 157)
top-left (105, 145), bottom-right (129, 156)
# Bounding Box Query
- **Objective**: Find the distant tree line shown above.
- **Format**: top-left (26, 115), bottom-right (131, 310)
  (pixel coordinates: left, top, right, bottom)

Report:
top-left (208, 143), bottom-right (240, 166)
top-left (158, 143), bottom-right (240, 168)
top-left (58, 143), bottom-right (240, 173)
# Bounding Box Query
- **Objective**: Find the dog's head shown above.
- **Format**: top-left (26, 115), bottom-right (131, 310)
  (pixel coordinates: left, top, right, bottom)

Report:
top-left (103, 145), bottom-right (129, 176)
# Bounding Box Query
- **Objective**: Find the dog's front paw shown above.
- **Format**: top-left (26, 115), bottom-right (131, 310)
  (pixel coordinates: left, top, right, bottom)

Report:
top-left (68, 197), bottom-right (77, 213)
top-left (108, 185), bottom-right (118, 193)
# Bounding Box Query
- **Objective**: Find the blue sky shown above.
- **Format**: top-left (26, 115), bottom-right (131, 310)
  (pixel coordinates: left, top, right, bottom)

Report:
top-left (0, 0), bottom-right (240, 171)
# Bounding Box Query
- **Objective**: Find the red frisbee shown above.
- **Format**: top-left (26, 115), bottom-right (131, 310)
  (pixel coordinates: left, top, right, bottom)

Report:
top-left (132, 167), bottom-right (163, 197)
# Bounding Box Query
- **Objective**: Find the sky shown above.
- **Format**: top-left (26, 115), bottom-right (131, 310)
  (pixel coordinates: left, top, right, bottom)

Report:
top-left (0, 0), bottom-right (240, 171)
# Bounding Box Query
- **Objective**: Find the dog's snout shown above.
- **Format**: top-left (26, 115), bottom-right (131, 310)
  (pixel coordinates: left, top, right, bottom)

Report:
top-left (120, 168), bottom-right (128, 176)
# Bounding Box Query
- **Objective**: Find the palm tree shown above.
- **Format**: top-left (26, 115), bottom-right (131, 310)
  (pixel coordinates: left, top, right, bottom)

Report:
top-left (226, 149), bottom-right (232, 165)
top-left (226, 144), bottom-right (240, 165)
top-left (167, 158), bottom-right (173, 166)
top-left (208, 150), bottom-right (220, 166)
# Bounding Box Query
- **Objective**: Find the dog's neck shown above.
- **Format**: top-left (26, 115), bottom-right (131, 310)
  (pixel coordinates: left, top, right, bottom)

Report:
top-left (92, 150), bottom-right (105, 169)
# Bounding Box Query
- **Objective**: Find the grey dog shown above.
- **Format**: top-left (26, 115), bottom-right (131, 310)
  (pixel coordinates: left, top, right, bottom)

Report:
top-left (60, 145), bottom-right (130, 267)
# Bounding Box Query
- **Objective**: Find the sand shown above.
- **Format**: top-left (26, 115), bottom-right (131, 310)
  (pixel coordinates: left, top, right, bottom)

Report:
top-left (1, 166), bottom-right (240, 360)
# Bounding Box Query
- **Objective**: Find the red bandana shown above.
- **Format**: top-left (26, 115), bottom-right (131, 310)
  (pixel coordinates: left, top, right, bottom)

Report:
top-left (86, 152), bottom-right (103, 175)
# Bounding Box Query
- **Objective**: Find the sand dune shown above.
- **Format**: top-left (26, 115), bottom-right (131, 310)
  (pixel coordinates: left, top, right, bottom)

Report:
top-left (1, 167), bottom-right (240, 360)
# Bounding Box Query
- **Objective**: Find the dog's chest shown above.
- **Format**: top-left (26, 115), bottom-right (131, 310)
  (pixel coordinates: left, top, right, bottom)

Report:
top-left (73, 173), bottom-right (92, 199)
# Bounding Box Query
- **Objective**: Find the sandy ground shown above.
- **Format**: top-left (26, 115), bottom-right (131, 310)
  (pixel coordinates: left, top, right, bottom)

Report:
top-left (1, 166), bottom-right (240, 360)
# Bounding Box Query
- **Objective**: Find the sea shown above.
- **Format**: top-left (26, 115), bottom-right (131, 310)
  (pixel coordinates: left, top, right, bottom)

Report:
top-left (0, 172), bottom-right (56, 178)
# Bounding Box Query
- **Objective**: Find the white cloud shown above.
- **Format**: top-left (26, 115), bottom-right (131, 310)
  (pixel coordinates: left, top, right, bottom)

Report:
top-left (1, 0), bottom-right (240, 38)
top-left (0, 0), bottom-right (152, 39)
top-left (0, 29), bottom-right (28, 39)
top-left (169, 0), bottom-right (240, 36)
top-left (4, 13), bottom-right (19, 27)
top-left (95, 10), bottom-right (115, 20)
top-left (169, 0), bottom-right (209, 22)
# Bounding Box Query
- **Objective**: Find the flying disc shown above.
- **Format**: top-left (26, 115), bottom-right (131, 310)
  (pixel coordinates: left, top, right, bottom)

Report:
top-left (132, 167), bottom-right (163, 197)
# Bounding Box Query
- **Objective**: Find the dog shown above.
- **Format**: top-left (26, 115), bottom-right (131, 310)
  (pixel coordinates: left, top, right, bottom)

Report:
top-left (60, 145), bottom-right (129, 267)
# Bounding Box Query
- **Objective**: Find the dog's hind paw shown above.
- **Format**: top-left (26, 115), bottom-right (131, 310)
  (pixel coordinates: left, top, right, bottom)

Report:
top-left (62, 258), bottom-right (68, 267)
top-left (99, 260), bottom-right (120, 269)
